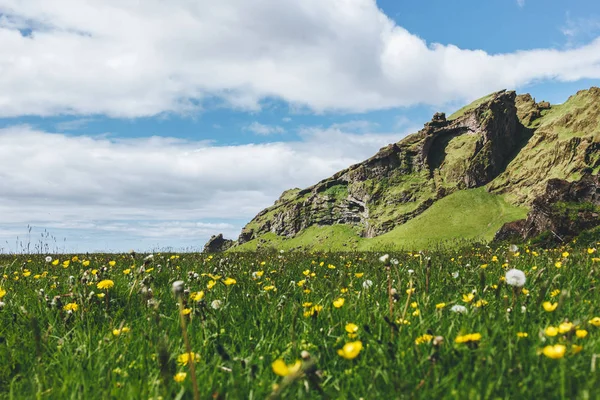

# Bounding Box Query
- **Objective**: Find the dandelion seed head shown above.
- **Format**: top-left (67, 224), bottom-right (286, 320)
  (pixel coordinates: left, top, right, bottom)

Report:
top-left (505, 269), bottom-right (526, 287)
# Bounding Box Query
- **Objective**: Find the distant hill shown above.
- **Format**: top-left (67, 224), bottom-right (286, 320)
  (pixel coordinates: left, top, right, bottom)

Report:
top-left (204, 87), bottom-right (600, 252)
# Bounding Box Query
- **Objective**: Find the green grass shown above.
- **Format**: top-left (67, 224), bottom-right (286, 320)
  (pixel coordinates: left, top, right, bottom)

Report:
top-left (448, 92), bottom-right (497, 120)
top-left (362, 188), bottom-right (528, 250)
top-left (1, 242), bottom-right (600, 399)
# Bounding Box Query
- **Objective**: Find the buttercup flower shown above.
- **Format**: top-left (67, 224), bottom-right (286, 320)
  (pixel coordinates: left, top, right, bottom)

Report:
top-left (272, 359), bottom-right (301, 377)
top-left (173, 372), bottom-right (187, 383)
top-left (337, 341), bottom-right (363, 359)
top-left (542, 344), bottom-right (566, 359)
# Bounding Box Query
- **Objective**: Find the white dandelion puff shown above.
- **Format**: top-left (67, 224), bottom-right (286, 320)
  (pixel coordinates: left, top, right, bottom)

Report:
top-left (505, 269), bottom-right (526, 287)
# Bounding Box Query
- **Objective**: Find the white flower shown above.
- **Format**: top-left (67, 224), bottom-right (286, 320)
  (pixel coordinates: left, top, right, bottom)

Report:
top-left (362, 280), bottom-right (373, 289)
top-left (171, 280), bottom-right (185, 295)
top-left (143, 254), bottom-right (154, 261)
top-left (407, 269), bottom-right (414, 275)
top-left (379, 254), bottom-right (390, 263)
top-left (45, 256), bottom-right (52, 263)
top-left (450, 305), bottom-right (467, 314)
top-left (211, 300), bottom-right (223, 310)
top-left (452, 271), bottom-right (459, 279)
top-left (521, 306), bottom-right (527, 313)
top-left (0, 301), bottom-right (5, 309)
top-left (509, 244), bottom-right (519, 253)
top-left (505, 269), bottom-right (526, 287)
top-left (391, 258), bottom-right (399, 265)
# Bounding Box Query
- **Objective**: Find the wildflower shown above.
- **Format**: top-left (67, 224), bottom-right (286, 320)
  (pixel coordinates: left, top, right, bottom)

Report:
top-left (562, 251), bottom-right (569, 258)
top-left (45, 256), bottom-right (52, 263)
top-left (122, 269), bottom-right (131, 275)
top-left (337, 341), bottom-right (363, 359)
top-left (109, 261), bottom-right (116, 267)
top-left (177, 352), bottom-right (200, 366)
top-left (63, 303), bottom-right (79, 312)
top-left (455, 333), bottom-right (481, 344)
top-left (412, 309), bottom-right (420, 316)
top-left (0, 301), bottom-right (5, 309)
top-left (52, 259), bottom-right (59, 266)
top-left (451, 271), bottom-right (459, 279)
top-left (550, 289), bottom-right (561, 297)
top-left (263, 285), bottom-right (276, 291)
top-left (589, 317), bottom-right (600, 327)
top-left (406, 288), bottom-right (415, 295)
top-left (211, 300), bottom-right (222, 310)
top-left (436, 303), bottom-right (446, 309)
top-left (450, 305), bottom-right (467, 314)
top-left (207, 280), bottom-right (217, 289)
top-left (588, 248), bottom-right (596, 254)
top-left (252, 271), bottom-right (264, 279)
top-left (190, 291), bottom-right (204, 302)
top-left (543, 302), bottom-right (558, 312)
top-left (576, 329), bottom-right (588, 338)
top-left (379, 254), bottom-right (390, 263)
top-left (362, 280), bottom-right (373, 289)
top-left (517, 332), bottom-right (528, 338)
top-left (340, 288), bottom-right (348, 293)
top-left (462, 293), bottom-right (474, 303)
top-left (173, 372), bottom-right (187, 383)
top-left (345, 323), bottom-right (359, 334)
top-left (411, 302), bottom-right (418, 309)
top-left (272, 359), bottom-right (301, 377)
top-left (181, 308), bottom-right (192, 316)
top-left (333, 298), bottom-right (345, 308)
top-left (542, 344), bottom-right (566, 359)
top-left (480, 264), bottom-right (488, 269)
top-left (505, 269), bottom-right (526, 287)
top-left (113, 327), bottom-right (131, 336)
top-left (545, 327), bottom-right (559, 337)
top-left (473, 300), bottom-right (488, 308)
top-left (297, 280), bottom-right (306, 287)
top-left (223, 278), bottom-right (237, 286)
top-left (62, 260), bottom-right (70, 268)
top-left (509, 244), bottom-right (519, 252)
top-left (558, 322), bottom-right (574, 334)
top-left (407, 269), bottom-right (414, 275)
top-left (555, 261), bottom-right (562, 268)
top-left (96, 279), bottom-right (115, 290)
top-left (415, 334), bottom-right (433, 345)
top-left (521, 289), bottom-right (529, 295)
top-left (302, 302), bottom-right (313, 308)
top-left (82, 260), bottom-right (90, 267)
top-left (572, 345), bottom-right (583, 354)
top-left (354, 273), bottom-right (364, 278)
top-left (0, 288), bottom-right (5, 299)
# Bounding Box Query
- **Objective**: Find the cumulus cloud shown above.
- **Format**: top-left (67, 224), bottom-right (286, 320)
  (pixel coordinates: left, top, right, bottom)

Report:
top-left (0, 0), bottom-right (599, 117)
top-left (0, 124), bottom-right (411, 250)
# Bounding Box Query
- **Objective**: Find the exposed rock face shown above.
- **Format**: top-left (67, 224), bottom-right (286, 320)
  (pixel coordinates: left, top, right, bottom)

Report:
top-left (236, 90), bottom-right (530, 244)
top-left (203, 234), bottom-right (234, 253)
top-left (495, 174), bottom-right (600, 243)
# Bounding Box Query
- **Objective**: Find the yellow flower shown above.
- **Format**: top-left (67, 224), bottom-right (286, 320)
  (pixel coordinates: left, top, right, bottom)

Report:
top-left (521, 289), bottom-right (529, 295)
top-left (412, 309), bottom-right (420, 316)
top-left (97, 280), bottom-right (115, 290)
top-left (207, 280), bottom-right (217, 289)
top-left (253, 271), bottom-right (264, 278)
top-left (97, 293), bottom-right (106, 299)
top-left (113, 327), bottom-right (130, 336)
top-left (333, 298), bottom-right (345, 308)
top-left (122, 269), bottom-right (131, 275)
top-left (345, 323), bottom-right (359, 334)
top-left (558, 322), bottom-right (574, 334)
top-left (327, 264), bottom-right (336, 269)
top-left (297, 280), bottom-right (306, 287)
top-left (223, 278), bottom-right (237, 286)
top-left (173, 372), bottom-right (187, 383)
top-left (410, 302), bottom-right (418, 309)
top-left (109, 261), bottom-right (116, 267)
top-left (415, 334), bottom-right (433, 345)
top-left (91, 269), bottom-right (98, 275)
top-left (436, 302), bottom-right (446, 309)
top-left (263, 285), bottom-right (276, 291)
top-left (0, 288), bottom-right (5, 299)
top-left (575, 329), bottom-right (588, 338)
top-left (550, 289), bottom-right (561, 297)
top-left (588, 248), bottom-right (596, 254)
top-left (63, 302), bottom-right (79, 312)
top-left (354, 273), bottom-right (364, 278)
top-left (302, 302), bottom-right (313, 308)
top-left (72, 256), bottom-right (79, 262)
top-left (517, 332), bottom-right (528, 338)
top-left (22, 271), bottom-right (31, 277)
top-left (181, 308), bottom-right (192, 316)
top-left (190, 291), bottom-right (204, 302)
top-left (51, 259), bottom-right (59, 266)
top-left (545, 326), bottom-right (559, 337)
top-left (555, 261), bottom-right (562, 269)
top-left (340, 288), bottom-right (348, 294)
top-left (473, 300), bottom-right (488, 308)
top-left (177, 352), bottom-right (200, 366)
top-left (271, 359), bottom-right (301, 377)
top-left (406, 288), bottom-right (415, 295)
top-left (337, 341), bottom-right (363, 359)
top-left (82, 260), bottom-right (90, 267)
top-left (542, 344), bottom-right (566, 359)
top-left (491, 256), bottom-right (498, 262)
top-left (480, 264), bottom-right (488, 269)
top-left (562, 251), bottom-right (569, 258)
top-left (302, 269), bottom-right (310, 276)
top-left (62, 260), bottom-right (70, 268)
top-left (543, 302), bottom-right (558, 312)
top-left (462, 293), bottom-right (474, 303)
top-left (589, 317), bottom-right (600, 327)
top-left (572, 344), bottom-right (583, 354)
top-left (455, 333), bottom-right (482, 344)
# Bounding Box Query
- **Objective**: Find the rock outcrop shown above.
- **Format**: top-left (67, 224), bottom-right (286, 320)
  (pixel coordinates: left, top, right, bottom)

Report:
top-left (494, 174), bottom-right (600, 243)
top-left (203, 234), bottom-right (234, 253)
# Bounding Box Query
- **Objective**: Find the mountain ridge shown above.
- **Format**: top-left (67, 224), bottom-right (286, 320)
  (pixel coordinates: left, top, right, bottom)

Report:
top-left (203, 87), bottom-right (600, 252)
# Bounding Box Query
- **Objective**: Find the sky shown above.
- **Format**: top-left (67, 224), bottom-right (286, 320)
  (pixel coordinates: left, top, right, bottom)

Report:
top-left (0, 0), bottom-right (599, 253)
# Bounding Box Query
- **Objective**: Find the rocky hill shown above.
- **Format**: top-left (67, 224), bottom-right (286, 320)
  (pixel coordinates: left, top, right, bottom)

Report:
top-left (207, 87), bottom-right (600, 251)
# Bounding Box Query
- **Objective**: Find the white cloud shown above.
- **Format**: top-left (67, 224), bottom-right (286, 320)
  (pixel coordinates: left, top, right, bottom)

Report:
top-left (245, 122), bottom-right (286, 135)
top-left (0, 124), bottom-right (410, 250)
top-left (0, 0), bottom-right (599, 117)
top-left (561, 13), bottom-right (600, 45)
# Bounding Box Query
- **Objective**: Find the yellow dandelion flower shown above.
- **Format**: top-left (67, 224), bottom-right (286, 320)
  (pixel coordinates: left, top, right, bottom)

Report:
top-left (555, 261), bottom-right (562, 268)
top-left (173, 372), bottom-right (187, 383)
top-left (575, 329), bottom-right (588, 338)
top-left (82, 260), bottom-right (90, 267)
top-left (337, 341), bottom-right (363, 359)
top-left (177, 352), bottom-right (200, 366)
top-left (109, 261), bottom-right (116, 267)
top-left (51, 259), bottom-right (59, 266)
top-left (589, 317), bottom-right (600, 327)
top-left (97, 280), bottom-right (115, 290)
top-left (462, 293), bottom-right (475, 303)
top-left (542, 344), bottom-right (566, 359)
top-left (562, 251), bottom-right (569, 258)
top-left (63, 302), bottom-right (78, 312)
top-left (62, 260), bottom-right (70, 268)
top-left (271, 359), bottom-right (301, 377)
top-left (190, 291), bottom-right (204, 302)
top-left (333, 298), bottom-right (345, 308)
top-left (473, 300), bottom-right (488, 308)
top-left (543, 302), bottom-right (558, 312)
top-left (122, 269), bottom-right (131, 275)
top-left (223, 278), bottom-right (237, 286)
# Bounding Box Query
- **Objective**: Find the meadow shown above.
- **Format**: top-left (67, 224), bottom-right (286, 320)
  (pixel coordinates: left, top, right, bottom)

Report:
top-left (0, 240), bottom-right (599, 399)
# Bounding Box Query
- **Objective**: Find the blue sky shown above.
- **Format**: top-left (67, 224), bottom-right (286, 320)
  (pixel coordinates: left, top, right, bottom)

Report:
top-left (0, 0), bottom-right (599, 253)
